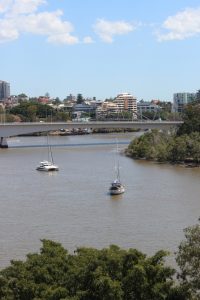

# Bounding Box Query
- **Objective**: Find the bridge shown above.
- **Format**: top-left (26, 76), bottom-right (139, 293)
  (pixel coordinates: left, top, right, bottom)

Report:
top-left (0, 120), bottom-right (183, 148)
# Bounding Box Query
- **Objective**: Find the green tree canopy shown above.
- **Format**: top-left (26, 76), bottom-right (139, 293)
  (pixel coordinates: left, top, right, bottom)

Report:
top-left (126, 128), bottom-right (200, 164)
top-left (52, 97), bottom-right (62, 105)
top-left (0, 240), bottom-right (187, 300)
top-left (9, 102), bottom-right (56, 122)
top-left (77, 94), bottom-right (84, 104)
top-left (176, 220), bottom-right (200, 299)
top-left (18, 93), bottom-right (28, 98)
top-left (177, 103), bottom-right (200, 135)
top-left (126, 129), bottom-right (173, 161)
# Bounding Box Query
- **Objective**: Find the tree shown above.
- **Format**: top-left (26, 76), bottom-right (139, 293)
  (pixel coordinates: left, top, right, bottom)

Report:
top-left (168, 135), bottom-right (189, 162)
top-left (9, 102), bottom-right (56, 122)
top-left (18, 93), bottom-right (29, 103)
top-left (77, 93), bottom-right (84, 104)
top-left (27, 105), bottom-right (37, 121)
top-left (0, 240), bottom-right (187, 300)
top-left (45, 92), bottom-right (50, 98)
top-left (56, 111), bottom-right (71, 121)
top-left (177, 103), bottom-right (200, 135)
top-left (52, 97), bottom-right (61, 105)
top-left (18, 93), bottom-right (28, 98)
top-left (189, 132), bottom-right (200, 164)
top-left (126, 129), bottom-right (173, 161)
top-left (29, 97), bottom-right (38, 102)
top-left (176, 221), bottom-right (200, 299)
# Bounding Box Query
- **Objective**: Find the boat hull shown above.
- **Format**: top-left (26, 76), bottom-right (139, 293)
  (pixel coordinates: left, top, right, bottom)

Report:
top-left (110, 188), bottom-right (125, 195)
top-left (36, 161), bottom-right (59, 171)
top-left (109, 182), bottom-right (125, 195)
top-left (36, 166), bottom-right (59, 171)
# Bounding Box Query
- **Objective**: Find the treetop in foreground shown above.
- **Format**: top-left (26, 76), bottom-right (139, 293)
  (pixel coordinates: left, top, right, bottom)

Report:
top-left (0, 240), bottom-right (187, 300)
top-left (176, 221), bottom-right (200, 299)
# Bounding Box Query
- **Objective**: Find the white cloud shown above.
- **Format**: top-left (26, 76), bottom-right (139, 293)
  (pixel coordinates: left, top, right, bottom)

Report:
top-left (47, 33), bottom-right (79, 45)
top-left (83, 36), bottom-right (94, 44)
top-left (94, 19), bottom-right (135, 43)
top-left (157, 7), bottom-right (200, 41)
top-left (0, 18), bottom-right (18, 42)
top-left (9, 0), bottom-right (46, 16)
top-left (0, 0), bottom-right (12, 14)
top-left (17, 11), bottom-right (73, 35)
top-left (0, 0), bottom-right (79, 44)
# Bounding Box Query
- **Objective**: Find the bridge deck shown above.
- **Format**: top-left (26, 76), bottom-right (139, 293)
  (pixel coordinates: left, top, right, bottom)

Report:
top-left (0, 121), bottom-right (183, 138)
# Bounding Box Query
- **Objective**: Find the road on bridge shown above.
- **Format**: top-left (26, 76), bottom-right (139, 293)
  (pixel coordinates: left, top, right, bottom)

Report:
top-left (0, 120), bottom-right (183, 148)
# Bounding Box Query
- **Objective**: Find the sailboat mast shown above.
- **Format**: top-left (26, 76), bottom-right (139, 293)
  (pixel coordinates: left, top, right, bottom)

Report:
top-left (49, 144), bottom-right (54, 164)
top-left (47, 132), bottom-right (54, 164)
top-left (116, 160), bottom-right (120, 181)
top-left (115, 138), bottom-right (121, 182)
top-left (47, 133), bottom-right (50, 162)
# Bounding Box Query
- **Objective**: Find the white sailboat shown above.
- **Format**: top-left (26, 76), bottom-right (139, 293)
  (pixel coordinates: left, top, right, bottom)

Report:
top-left (109, 140), bottom-right (125, 195)
top-left (36, 133), bottom-right (59, 172)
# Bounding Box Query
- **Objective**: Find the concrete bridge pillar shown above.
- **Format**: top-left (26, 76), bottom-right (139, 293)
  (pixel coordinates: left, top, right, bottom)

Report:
top-left (0, 137), bottom-right (8, 148)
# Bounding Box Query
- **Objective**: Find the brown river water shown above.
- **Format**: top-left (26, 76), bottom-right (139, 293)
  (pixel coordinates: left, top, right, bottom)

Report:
top-left (0, 132), bottom-right (200, 268)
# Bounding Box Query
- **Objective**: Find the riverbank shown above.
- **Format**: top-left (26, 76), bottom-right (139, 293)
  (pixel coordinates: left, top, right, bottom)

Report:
top-left (125, 129), bottom-right (200, 168)
top-left (125, 152), bottom-right (200, 168)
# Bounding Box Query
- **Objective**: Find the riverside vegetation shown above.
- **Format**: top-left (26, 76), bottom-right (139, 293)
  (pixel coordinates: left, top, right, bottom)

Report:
top-left (126, 103), bottom-right (200, 165)
top-left (1, 220), bottom-right (200, 300)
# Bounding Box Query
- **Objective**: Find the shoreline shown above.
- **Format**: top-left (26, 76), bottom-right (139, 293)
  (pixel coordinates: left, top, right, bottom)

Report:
top-left (124, 151), bottom-right (200, 168)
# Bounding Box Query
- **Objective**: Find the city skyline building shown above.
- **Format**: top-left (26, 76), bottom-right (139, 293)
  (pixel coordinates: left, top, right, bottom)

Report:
top-left (114, 93), bottom-right (137, 118)
top-left (173, 92), bottom-right (196, 113)
top-left (0, 80), bottom-right (10, 101)
top-left (137, 100), bottom-right (161, 114)
top-left (114, 93), bottom-right (137, 111)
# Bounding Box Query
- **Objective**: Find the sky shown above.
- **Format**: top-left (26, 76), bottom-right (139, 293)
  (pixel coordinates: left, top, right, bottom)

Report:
top-left (1, 0), bottom-right (200, 102)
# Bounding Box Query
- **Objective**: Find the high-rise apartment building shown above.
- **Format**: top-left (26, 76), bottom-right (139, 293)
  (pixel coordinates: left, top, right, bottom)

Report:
top-left (173, 92), bottom-right (196, 113)
top-left (114, 93), bottom-right (137, 117)
top-left (0, 80), bottom-right (10, 100)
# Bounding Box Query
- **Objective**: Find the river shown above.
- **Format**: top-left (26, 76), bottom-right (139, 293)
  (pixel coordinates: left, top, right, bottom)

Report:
top-left (0, 132), bottom-right (200, 268)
